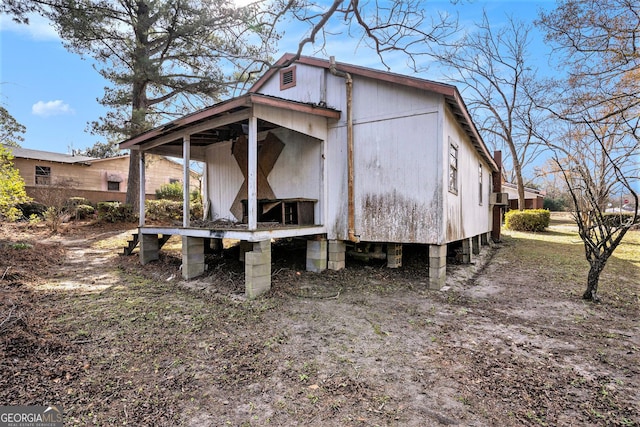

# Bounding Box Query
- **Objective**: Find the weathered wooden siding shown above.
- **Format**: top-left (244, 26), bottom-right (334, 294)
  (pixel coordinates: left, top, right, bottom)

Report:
top-left (205, 129), bottom-right (323, 222)
top-left (326, 76), bottom-right (445, 243)
top-left (256, 61), bottom-right (493, 244)
top-left (257, 64), bottom-right (327, 105)
top-left (443, 107), bottom-right (493, 243)
top-left (205, 141), bottom-right (244, 220)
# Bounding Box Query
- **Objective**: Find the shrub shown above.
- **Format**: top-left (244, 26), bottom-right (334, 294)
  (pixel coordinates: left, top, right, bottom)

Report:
top-left (505, 209), bottom-right (550, 232)
top-left (145, 199), bottom-right (203, 223)
top-left (602, 212), bottom-right (639, 228)
top-left (18, 202), bottom-right (47, 218)
top-left (74, 204), bottom-right (96, 220)
top-left (43, 206), bottom-right (64, 231)
top-left (1, 145), bottom-right (31, 221)
top-left (155, 182), bottom-right (183, 201)
top-left (97, 202), bottom-right (135, 223)
top-left (65, 197), bottom-right (93, 208)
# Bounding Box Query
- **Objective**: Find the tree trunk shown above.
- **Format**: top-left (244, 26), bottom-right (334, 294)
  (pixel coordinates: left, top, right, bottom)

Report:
top-left (506, 136), bottom-right (526, 211)
top-left (583, 259), bottom-right (605, 301)
top-left (125, 150), bottom-right (140, 211)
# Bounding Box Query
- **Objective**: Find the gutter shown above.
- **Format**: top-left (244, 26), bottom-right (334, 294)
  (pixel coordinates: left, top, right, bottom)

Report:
top-left (329, 56), bottom-right (359, 243)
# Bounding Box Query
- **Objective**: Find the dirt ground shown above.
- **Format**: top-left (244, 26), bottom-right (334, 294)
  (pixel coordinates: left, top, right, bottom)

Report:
top-left (1, 218), bottom-right (638, 426)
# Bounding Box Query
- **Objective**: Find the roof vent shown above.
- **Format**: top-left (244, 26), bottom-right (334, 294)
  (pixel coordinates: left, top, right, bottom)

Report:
top-left (280, 66), bottom-right (296, 90)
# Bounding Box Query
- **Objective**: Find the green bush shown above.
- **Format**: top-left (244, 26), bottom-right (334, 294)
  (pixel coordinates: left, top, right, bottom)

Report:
top-left (65, 197), bottom-right (93, 208)
top-left (155, 182), bottom-right (183, 201)
top-left (97, 202), bottom-right (135, 223)
top-left (602, 212), bottom-right (639, 228)
top-left (145, 199), bottom-right (203, 223)
top-left (74, 204), bottom-right (96, 220)
top-left (505, 209), bottom-right (551, 232)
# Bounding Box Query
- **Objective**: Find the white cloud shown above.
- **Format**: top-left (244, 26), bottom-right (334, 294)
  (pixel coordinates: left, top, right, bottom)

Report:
top-left (0, 13), bottom-right (59, 40)
top-left (32, 100), bottom-right (75, 117)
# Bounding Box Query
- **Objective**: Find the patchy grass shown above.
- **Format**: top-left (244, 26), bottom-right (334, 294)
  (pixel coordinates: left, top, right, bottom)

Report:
top-left (1, 218), bottom-right (639, 426)
top-left (503, 220), bottom-right (640, 307)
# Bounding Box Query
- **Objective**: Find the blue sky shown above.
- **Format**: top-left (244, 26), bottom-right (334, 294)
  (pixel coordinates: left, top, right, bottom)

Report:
top-left (1, 0), bottom-right (555, 156)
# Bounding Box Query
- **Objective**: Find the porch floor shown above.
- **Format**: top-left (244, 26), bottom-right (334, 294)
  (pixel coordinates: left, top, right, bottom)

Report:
top-left (139, 220), bottom-right (326, 242)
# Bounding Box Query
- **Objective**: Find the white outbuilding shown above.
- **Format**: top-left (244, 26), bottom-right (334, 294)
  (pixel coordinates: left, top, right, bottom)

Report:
top-left (120, 54), bottom-right (505, 297)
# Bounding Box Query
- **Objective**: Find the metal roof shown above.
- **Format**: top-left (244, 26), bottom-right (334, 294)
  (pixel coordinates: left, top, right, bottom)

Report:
top-left (3, 145), bottom-right (96, 165)
top-left (119, 92), bottom-right (341, 153)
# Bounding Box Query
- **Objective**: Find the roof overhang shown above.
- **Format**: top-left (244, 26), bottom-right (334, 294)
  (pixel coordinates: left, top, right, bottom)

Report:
top-left (119, 93), bottom-right (341, 160)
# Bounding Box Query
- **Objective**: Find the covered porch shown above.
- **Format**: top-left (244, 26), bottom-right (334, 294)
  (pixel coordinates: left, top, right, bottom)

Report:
top-left (120, 93), bottom-right (341, 297)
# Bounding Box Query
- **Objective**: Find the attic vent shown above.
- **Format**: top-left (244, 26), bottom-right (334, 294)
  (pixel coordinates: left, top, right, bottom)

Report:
top-left (280, 66), bottom-right (296, 90)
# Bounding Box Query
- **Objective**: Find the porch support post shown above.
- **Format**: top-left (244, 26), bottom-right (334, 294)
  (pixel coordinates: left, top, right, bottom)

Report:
top-left (461, 238), bottom-right (472, 263)
top-left (428, 244), bottom-right (447, 290)
top-left (328, 240), bottom-right (346, 271)
top-left (182, 236), bottom-right (205, 279)
top-left (247, 115), bottom-right (258, 231)
top-left (472, 235), bottom-right (481, 255)
top-left (245, 240), bottom-right (271, 298)
top-left (139, 150), bottom-right (146, 227)
top-left (140, 233), bottom-right (159, 264)
top-left (183, 135), bottom-right (191, 228)
top-left (306, 238), bottom-right (327, 273)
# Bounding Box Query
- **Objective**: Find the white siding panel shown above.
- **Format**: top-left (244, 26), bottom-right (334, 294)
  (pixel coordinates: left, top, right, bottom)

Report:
top-left (254, 103), bottom-right (328, 141)
top-left (443, 107), bottom-right (493, 242)
top-left (268, 129), bottom-right (322, 203)
top-left (258, 64), bottom-right (326, 105)
top-left (353, 112), bottom-right (441, 243)
top-left (206, 141), bottom-right (244, 220)
top-left (351, 78), bottom-right (440, 125)
top-left (325, 125), bottom-right (348, 240)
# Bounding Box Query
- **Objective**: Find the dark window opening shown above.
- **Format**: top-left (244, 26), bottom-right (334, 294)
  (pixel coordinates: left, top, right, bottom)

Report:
top-left (35, 165), bottom-right (51, 185)
top-left (108, 181), bottom-right (120, 191)
top-left (449, 140), bottom-right (458, 194)
top-left (479, 163), bottom-right (483, 205)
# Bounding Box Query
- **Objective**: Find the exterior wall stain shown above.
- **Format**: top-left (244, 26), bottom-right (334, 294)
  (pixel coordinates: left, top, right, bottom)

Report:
top-left (360, 190), bottom-right (439, 243)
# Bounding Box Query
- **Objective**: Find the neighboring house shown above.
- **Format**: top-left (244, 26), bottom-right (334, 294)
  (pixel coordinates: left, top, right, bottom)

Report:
top-left (502, 182), bottom-right (545, 210)
top-left (4, 145), bottom-right (199, 204)
top-left (120, 54), bottom-right (506, 297)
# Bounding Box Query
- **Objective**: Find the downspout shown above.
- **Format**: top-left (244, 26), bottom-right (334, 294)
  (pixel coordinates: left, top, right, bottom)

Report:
top-left (329, 56), bottom-right (359, 243)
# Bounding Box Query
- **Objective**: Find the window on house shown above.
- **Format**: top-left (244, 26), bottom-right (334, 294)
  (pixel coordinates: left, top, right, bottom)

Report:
top-left (35, 166), bottom-right (51, 185)
top-left (448, 140), bottom-right (458, 194)
top-left (479, 163), bottom-right (483, 205)
top-left (280, 66), bottom-right (296, 90)
top-left (107, 181), bottom-right (120, 191)
top-left (169, 178), bottom-right (180, 184)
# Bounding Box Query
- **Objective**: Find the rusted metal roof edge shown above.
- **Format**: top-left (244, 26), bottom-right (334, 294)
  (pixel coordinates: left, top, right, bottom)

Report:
top-left (446, 90), bottom-right (499, 172)
top-left (120, 93), bottom-right (340, 149)
top-left (120, 95), bottom-right (252, 149)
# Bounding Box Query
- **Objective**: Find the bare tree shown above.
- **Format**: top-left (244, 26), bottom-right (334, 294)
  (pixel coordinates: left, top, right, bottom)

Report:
top-left (3, 0), bottom-right (460, 211)
top-left (542, 111), bottom-right (638, 301)
top-left (2, 0), bottom-right (276, 211)
top-left (233, 0), bottom-right (460, 86)
top-left (534, 0), bottom-right (640, 301)
top-left (426, 12), bottom-right (544, 210)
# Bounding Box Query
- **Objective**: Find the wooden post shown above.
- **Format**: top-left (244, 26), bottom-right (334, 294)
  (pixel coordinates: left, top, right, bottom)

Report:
top-left (138, 150), bottom-right (145, 227)
top-left (248, 115), bottom-right (258, 230)
top-left (183, 135), bottom-right (191, 228)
